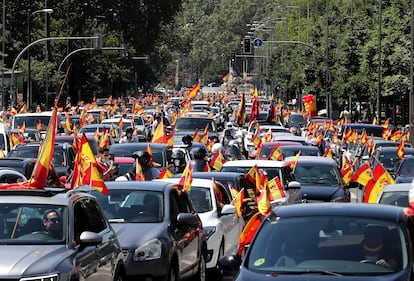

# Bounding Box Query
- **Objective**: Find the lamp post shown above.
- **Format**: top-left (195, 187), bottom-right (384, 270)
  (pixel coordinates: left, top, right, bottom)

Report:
top-left (27, 8), bottom-right (53, 110)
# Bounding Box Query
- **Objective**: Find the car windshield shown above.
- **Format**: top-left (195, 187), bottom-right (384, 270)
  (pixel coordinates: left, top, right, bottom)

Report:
top-left (0, 204), bottom-right (66, 244)
top-left (188, 187), bottom-right (213, 213)
top-left (221, 166), bottom-right (281, 181)
top-left (8, 146), bottom-right (65, 167)
top-left (94, 190), bottom-right (163, 223)
top-left (293, 164), bottom-right (342, 185)
top-left (247, 216), bottom-right (408, 275)
top-left (174, 118), bottom-right (215, 132)
top-left (109, 145), bottom-right (169, 166)
top-left (13, 115), bottom-right (51, 131)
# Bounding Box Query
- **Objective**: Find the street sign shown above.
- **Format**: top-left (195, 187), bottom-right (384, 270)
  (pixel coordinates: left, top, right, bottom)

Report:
top-left (253, 38), bottom-right (263, 48)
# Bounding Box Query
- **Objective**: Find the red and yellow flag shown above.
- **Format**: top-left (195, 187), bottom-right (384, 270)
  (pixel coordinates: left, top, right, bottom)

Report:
top-left (365, 163), bottom-right (395, 203)
top-left (268, 144), bottom-right (284, 161)
top-left (231, 188), bottom-right (244, 218)
top-left (192, 129), bottom-right (200, 142)
top-left (340, 155), bottom-right (353, 185)
top-left (187, 82), bottom-right (201, 100)
top-left (146, 144), bottom-right (154, 166)
top-left (10, 133), bottom-right (25, 149)
top-left (209, 150), bottom-right (226, 171)
top-left (71, 133), bottom-right (108, 194)
top-left (151, 119), bottom-right (167, 143)
top-left (323, 145), bottom-right (333, 158)
top-left (178, 162), bottom-right (193, 193)
top-left (18, 122), bottom-right (26, 134)
top-left (256, 172), bottom-right (272, 216)
top-left (212, 178), bottom-right (223, 202)
top-left (287, 151), bottom-right (301, 170)
top-left (135, 159), bottom-right (145, 181)
top-left (28, 107), bottom-right (58, 189)
top-left (350, 163), bottom-right (373, 187)
top-left (158, 167), bottom-right (173, 179)
top-left (246, 164), bottom-right (259, 185)
top-left (268, 176), bottom-right (285, 201)
top-left (397, 140), bottom-right (405, 159)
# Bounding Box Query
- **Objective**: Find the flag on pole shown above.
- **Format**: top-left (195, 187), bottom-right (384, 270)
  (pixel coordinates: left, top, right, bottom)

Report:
top-left (178, 162), bottom-right (193, 192)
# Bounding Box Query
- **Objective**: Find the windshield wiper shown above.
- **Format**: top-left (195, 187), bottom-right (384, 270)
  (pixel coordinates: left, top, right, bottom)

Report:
top-left (278, 270), bottom-right (343, 276)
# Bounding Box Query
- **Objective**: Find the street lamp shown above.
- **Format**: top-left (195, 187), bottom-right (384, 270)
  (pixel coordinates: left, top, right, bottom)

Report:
top-left (27, 8), bottom-right (53, 109)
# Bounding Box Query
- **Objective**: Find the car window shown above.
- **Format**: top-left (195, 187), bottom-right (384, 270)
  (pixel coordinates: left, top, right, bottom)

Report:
top-left (293, 165), bottom-right (342, 185)
top-left (96, 190), bottom-right (163, 223)
top-left (0, 204), bottom-right (66, 244)
top-left (189, 187), bottom-right (213, 213)
top-left (379, 191), bottom-right (409, 207)
top-left (247, 216), bottom-right (407, 274)
top-left (74, 199), bottom-right (107, 245)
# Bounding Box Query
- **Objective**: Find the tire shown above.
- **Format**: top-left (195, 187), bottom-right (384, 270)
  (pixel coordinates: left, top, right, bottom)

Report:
top-left (211, 242), bottom-right (224, 280)
top-left (166, 262), bottom-right (178, 281)
top-left (114, 269), bottom-right (124, 281)
top-left (193, 252), bottom-right (206, 281)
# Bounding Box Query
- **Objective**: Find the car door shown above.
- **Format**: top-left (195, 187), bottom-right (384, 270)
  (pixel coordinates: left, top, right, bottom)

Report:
top-left (169, 189), bottom-right (200, 274)
top-left (216, 182), bottom-right (242, 255)
top-left (73, 197), bottom-right (119, 281)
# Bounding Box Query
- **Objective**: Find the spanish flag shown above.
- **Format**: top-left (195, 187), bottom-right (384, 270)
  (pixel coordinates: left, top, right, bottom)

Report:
top-left (231, 188), bottom-right (244, 218)
top-left (212, 178), bottom-right (223, 202)
top-left (178, 162), bottom-right (193, 193)
top-left (256, 172), bottom-right (272, 216)
top-left (340, 155), bottom-right (353, 185)
top-left (268, 176), bottom-right (285, 201)
top-left (71, 133), bottom-right (108, 194)
top-left (397, 140), bottom-right (405, 159)
top-left (287, 151), bottom-right (301, 170)
top-left (18, 122), bottom-right (26, 134)
top-left (158, 167), bottom-right (173, 179)
top-left (151, 119), bottom-right (167, 143)
top-left (28, 107), bottom-right (57, 189)
top-left (187, 82), bottom-right (201, 100)
top-left (209, 150), bottom-right (226, 171)
top-left (135, 160), bottom-right (145, 181)
top-left (268, 144), bottom-right (284, 161)
top-left (10, 133), bottom-right (25, 149)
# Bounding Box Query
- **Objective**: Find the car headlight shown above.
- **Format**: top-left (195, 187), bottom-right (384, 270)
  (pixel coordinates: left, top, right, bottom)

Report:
top-left (20, 274), bottom-right (59, 281)
top-left (204, 226), bottom-right (217, 240)
top-left (134, 238), bottom-right (162, 261)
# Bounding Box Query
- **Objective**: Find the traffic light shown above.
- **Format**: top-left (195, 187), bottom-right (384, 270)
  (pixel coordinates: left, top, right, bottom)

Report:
top-left (243, 38), bottom-right (251, 54)
top-left (231, 53), bottom-right (236, 63)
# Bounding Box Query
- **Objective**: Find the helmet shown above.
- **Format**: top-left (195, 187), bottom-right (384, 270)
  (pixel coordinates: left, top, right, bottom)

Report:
top-left (211, 143), bottom-right (224, 154)
top-left (228, 140), bottom-right (240, 149)
top-left (126, 126), bottom-right (134, 134)
top-left (192, 147), bottom-right (207, 160)
top-left (171, 150), bottom-right (185, 160)
top-left (132, 150), bottom-right (151, 166)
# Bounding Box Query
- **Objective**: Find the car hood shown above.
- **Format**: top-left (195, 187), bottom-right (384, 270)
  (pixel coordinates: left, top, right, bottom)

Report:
top-left (0, 245), bottom-right (70, 276)
top-left (238, 267), bottom-right (408, 280)
top-left (111, 223), bottom-right (165, 248)
top-left (294, 184), bottom-right (345, 202)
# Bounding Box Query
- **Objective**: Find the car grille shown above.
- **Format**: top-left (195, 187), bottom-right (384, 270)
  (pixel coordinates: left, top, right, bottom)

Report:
top-left (122, 249), bottom-right (129, 260)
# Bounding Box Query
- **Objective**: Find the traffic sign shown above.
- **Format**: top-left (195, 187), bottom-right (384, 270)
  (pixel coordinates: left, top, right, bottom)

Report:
top-left (253, 38), bottom-right (263, 48)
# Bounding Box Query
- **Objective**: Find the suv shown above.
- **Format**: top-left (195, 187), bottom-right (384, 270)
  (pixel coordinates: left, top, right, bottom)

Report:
top-left (0, 188), bottom-right (125, 281)
top-left (7, 142), bottom-right (76, 177)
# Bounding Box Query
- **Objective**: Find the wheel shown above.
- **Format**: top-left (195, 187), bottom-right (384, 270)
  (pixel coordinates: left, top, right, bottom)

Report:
top-left (212, 242), bottom-right (224, 280)
top-left (192, 252), bottom-right (206, 281)
top-left (114, 271), bottom-right (124, 281)
top-left (166, 263), bottom-right (177, 281)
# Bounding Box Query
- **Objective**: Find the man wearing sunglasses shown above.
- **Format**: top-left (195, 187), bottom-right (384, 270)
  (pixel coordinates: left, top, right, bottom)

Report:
top-left (43, 209), bottom-right (62, 239)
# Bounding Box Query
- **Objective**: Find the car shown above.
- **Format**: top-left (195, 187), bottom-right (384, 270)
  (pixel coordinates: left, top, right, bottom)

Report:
top-left (219, 203), bottom-right (414, 280)
top-left (0, 188), bottom-right (125, 281)
top-left (255, 141), bottom-right (302, 160)
top-left (109, 143), bottom-right (172, 169)
top-left (86, 108), bottom-right (110, 121)
top-left (79, 123), bottom-right (123, 143)
top-left (368, 147), bottom-right (414, 173)
top-left (11, 111), bottom-right (58, 133)
top-left (286, 112), bottom-right (306, 129)
top-left (255, 142), bottom-right (321, 160)
top-left (79, 181), bottom-right (207, 281)
top-left (285, 156), bottom-right (352, 203)
top-left (174, 117), bottom-right (219, 142)
top-left (221, 160), bottom-right (294, 187)
top-left (101, 118), bottom-right (134, 133)
top-left (157, 178), bottom-right (245, 274)
top-left (0, 167), bottom-right (27, 183)
top-left (7, 142), bottom-right (76, 177)
top-left (394, 155), bottom-right (414, 183)
top-left (55, 134), bottom-right (100, 155)
top-left (377, 183), bottom-right (410, 207)
top-left (11, 128), bottom-right (42, 143)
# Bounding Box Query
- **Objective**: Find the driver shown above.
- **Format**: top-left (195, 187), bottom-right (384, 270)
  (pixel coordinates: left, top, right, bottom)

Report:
top-left (42, 209), bottom-right (62, 239)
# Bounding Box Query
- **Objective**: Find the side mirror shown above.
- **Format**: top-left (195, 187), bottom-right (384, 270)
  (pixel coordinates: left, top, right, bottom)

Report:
top-left (177, 213), bottom-right (199, 226)
top-left (79, 231), bottom-right (102, 246)
top-left (218, 255), bottom-right (240, 272)
top-left (220, 204), bottom-right (236, 216)
top-left (286, 181), bottom-right (301, 190)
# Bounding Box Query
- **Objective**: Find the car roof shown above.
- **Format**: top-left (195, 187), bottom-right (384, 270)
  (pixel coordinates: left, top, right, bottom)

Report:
top-left (381, 183), bottom-right (411, 192)
top-left (261, 141), bottom-right (303, 147)
top-left (103, 180), bottom-right (175, 192)
top-left (222, 159), bottom-right (287, 168)
top-left (284, 155), bottom-right (337, 165)
top-left (273, 202), bottom-right (405, 221)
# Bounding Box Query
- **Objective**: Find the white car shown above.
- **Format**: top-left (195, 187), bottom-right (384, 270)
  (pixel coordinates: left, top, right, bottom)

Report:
top-left (157, 178), bottom-right (244, 272)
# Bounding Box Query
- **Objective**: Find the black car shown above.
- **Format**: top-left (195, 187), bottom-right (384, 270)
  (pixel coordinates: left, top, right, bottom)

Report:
top-left (394, 155), bottom-right (414, 183)
top-left (109, 143), bottom-right (172, 169)
top-left (7, 142), bottom-right (76, 177)
top-left (219, 203), bottom-right (414, 280)
top-left (285, 156), bottom-right (352, 203)
top-left (0, 188), bottom-right (125, 281)
top-left (369, 147), bottom-right (414, 173)
top-left (81, 181), bottom-right (207, 281)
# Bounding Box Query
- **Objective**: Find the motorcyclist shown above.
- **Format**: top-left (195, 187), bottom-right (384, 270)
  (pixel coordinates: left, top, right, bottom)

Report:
top-left (170, 150), bottom-right (187, 174)
top-left (117, 150), bottom-right (160, 181)
top-left (191, 147), bottom-right (210, 172)
top-left (224, 140), bottom-right (245, 161)
top-left (221, 128), bottom-right (234, 148)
